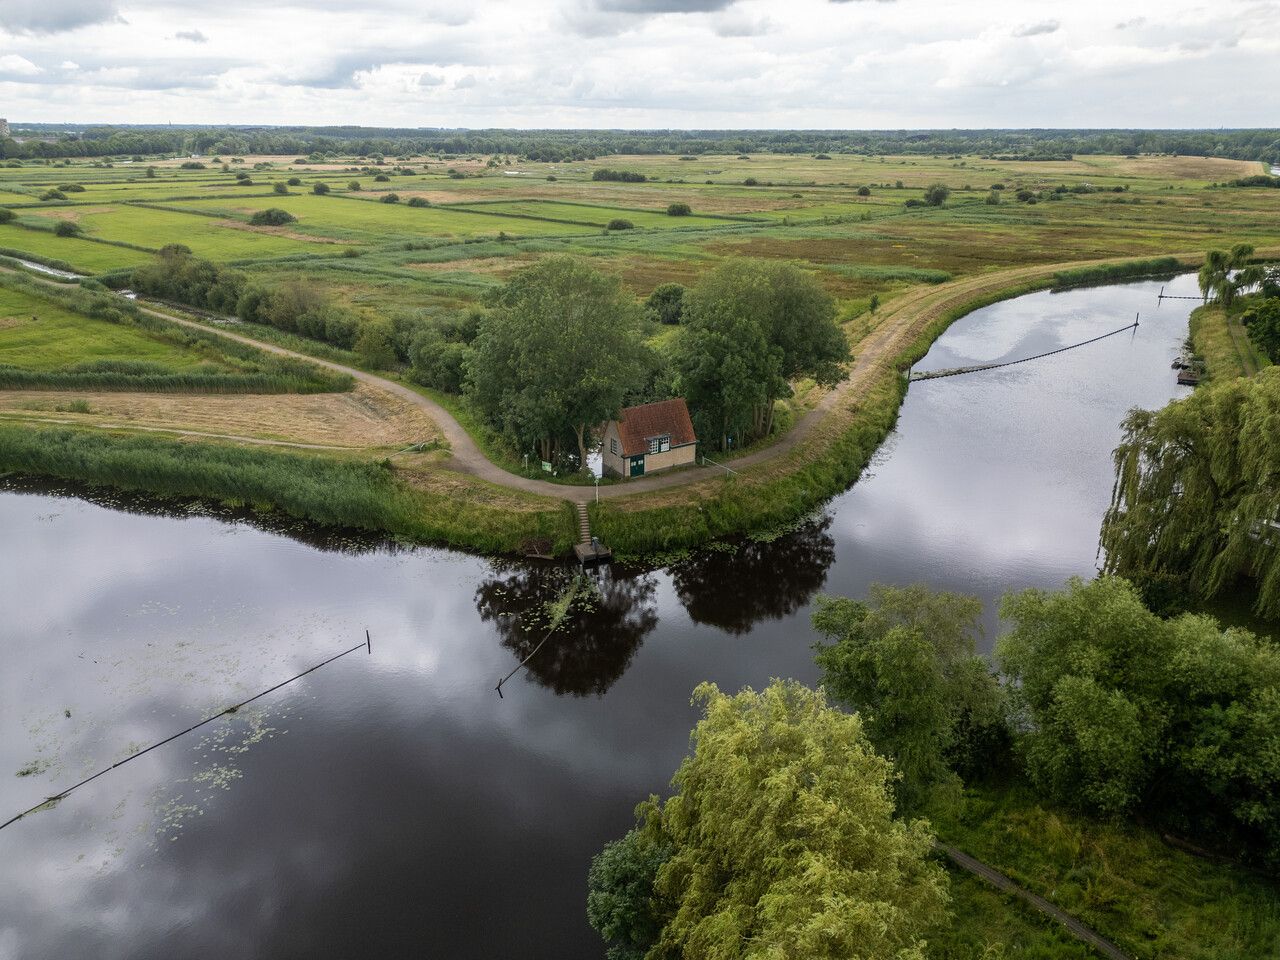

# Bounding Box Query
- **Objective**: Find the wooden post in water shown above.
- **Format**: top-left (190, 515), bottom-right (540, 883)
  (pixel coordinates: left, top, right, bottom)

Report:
top-left (366, 629), bottom-right (371, 655)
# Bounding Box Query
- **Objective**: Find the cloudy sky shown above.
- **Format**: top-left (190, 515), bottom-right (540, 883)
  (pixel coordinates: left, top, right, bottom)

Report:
top-left (1, 0), bottom-right (1276, 128)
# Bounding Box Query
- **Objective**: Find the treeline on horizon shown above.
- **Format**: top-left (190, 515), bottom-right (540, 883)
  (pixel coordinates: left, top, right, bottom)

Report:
top-left (5, 125), bottom-right (1280, 163)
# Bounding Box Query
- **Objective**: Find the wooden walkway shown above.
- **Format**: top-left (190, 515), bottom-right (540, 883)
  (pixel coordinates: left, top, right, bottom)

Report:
top-left (937, 843), bottom-right (1132, 960)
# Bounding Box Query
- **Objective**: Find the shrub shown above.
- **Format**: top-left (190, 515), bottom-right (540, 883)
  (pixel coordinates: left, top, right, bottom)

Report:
top-left (903, 198), bottom-right (924, 208)
top-left (273, 182), bottom-right (289, 195)
top-left (234, 171), bottom-right (250, 180)
top-left (743, 177), bottom-right (759, 186)
top-left (374, 173), bottom-right (391, 182)
top-left (923, 183), bottom-right (950, 206)
top-left (546, 175), bottom-right (557, 181)
top-left (407, 197), bottom-right (429, 207)
top-left (235, 177), bottom-right (254, 186)
top-left (40, 189), bottom-right (67, 201)
top-left (857, 185), bottom-right (871, 196)
top-left (180, 161), bottom-right (205, 169)
top-left (53, 220), bottom-right (81, 237)
top-left (380, 193), bottom-right (401, 203)
top-left (348, 181), bottom-right (361, 191)
top-left (249, 208), bottom-right (297, 226)
top-left (985, 190), bottom-right (1000, 205)
top-left (606, 218), bottom-right (634, 230)
top-left (666, 202), bottom-right (692, 217)
top-left (592, 169), bottom-right (646, 183)
top-left (312, 182), bottom-right (330, 195)
top-left (57, 184), bottom-right (85, 192)
top-left (1015, 189), bottom-right (1035, 202)
top-left (287, 177), bottom-right (302, 186)
top-left (0, 208), bottom-right (13, 224)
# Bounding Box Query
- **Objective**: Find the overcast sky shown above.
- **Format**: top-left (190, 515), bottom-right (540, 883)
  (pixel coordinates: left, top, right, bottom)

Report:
top-left (0, 0), bottom-right (1276, 129)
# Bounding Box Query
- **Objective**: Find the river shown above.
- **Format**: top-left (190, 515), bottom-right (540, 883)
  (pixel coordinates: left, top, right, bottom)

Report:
top-left (0, 274), bottom-right (1198, 959)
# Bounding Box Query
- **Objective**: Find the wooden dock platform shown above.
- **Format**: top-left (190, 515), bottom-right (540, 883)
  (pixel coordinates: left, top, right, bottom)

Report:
top-left (573, 502), bottom-right (611, 564)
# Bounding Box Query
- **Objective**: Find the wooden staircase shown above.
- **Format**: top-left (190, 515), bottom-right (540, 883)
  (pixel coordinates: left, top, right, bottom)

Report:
top-left (572, 501), bottom-right (611, 564)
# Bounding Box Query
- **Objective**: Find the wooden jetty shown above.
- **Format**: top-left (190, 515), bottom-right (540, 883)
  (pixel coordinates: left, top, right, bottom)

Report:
top-left (573, 502), bottom-right (611, 565)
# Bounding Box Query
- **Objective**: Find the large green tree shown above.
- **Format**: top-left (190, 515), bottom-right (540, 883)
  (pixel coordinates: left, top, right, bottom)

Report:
top-left (674, 260), bottom-right (849, 448)
top-left (590, 680), bottom-right (949, 960)
top-left (812, 585), bottom-right (1005, 813)
top-left (998, 576), bottom-right (1280, 861)
top-left (466, 257), bottom-right (648, 467)
top-left (1101, 367), bottom-right (1280, 618)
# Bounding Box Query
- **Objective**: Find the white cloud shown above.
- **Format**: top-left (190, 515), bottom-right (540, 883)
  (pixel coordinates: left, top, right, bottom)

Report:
top-left (0, 0), bottom-right (1273, 127)
top-left (0, 55), bottom-right (43, 76)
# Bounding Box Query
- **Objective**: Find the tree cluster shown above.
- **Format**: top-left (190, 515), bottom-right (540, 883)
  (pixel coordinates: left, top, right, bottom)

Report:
top-left (998, 576), bottom-right (1280, 862)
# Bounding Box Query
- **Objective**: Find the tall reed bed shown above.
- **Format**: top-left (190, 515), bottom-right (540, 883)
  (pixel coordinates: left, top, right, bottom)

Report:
top-left (0, 425), bottom-right (573, 554)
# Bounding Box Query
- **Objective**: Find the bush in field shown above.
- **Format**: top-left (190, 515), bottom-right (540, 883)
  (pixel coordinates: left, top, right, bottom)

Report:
top-left (41, 189), bottom-right (66, 201)
top-left (145, 166), bottom-right (157, 178)
top-left (235, 177), bottom-right (254, 186)
top-left (287, 177), bottom-right (302, 186)
top-left (743, 177), bottom-right (759, 186)
top-left (380, 193), bottom-right (400, 203)
top-left (592, 169), bottom-right (646, 183)
top-left (348, 181), bottom-right (361, 191)
top-left (53, 220), bottom-right (81, 236)
top-left (249, 208), bottom-right (297, 226)
top-left (903, 198), bottom-right (924, 208)
top-left (131, 244), bottom-right (244, 314)
top-left (1015, 189), bottom-right (1035, 202)
top-left (273, 182), bottom-right (289, 195)
top-left (985, 190), bottom-right (1001, 205)
top-left (180, 161), bottom-right (206, 169)
top-left (312, 182), bottom-right (330, 195)
top-left (923, 183), bottom-right (950, 206)
top-left (239, 279), bottom-right (360, 350)
top-left (666, 202), bottom-right (691, 217)
top-left (235, 171), bottom-right (250, 180)
top-left (1243, 298), bottom-right (1280, 363)
top-left (407, 197), bottom-right (429, 207)
top-left (374, 173), bottom-right (391, 182)
top-left (0, 208), bottom-right (13, 224)
top-left (606, 218), bottom-right (633, 230)
top-left (857, 185), bottom-right (871, 196)
top-left (57, 184), bottom-right (85, 192)
top-left (644, 282), bottom-right (685, 325)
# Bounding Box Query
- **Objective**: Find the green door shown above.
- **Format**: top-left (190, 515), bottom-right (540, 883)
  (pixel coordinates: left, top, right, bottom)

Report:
top-left (629, 455), bottom-right (645, 477)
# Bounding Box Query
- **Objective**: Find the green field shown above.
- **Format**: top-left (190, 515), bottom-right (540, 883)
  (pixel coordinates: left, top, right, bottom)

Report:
top-left (0, 223), bottom-right (153, 272)
top-left (0, 285), bottom-right (220, 370)
top-left (445, 198), bottom-right (739, 228)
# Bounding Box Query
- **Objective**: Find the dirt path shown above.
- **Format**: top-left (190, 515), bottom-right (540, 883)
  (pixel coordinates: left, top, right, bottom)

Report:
top-left (937, 843), bottom-right (1132, 960)
top-left (10, 251), bottom-right (1269, 508)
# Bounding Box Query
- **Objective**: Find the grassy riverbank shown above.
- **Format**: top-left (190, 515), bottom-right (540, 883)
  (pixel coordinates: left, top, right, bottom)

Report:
top-left (1189, 304), bottom-right (1272, 380)
top-left (929, 778), bottom-right (1280, 960)
top-left (0, 424), bottom-right (574, 554)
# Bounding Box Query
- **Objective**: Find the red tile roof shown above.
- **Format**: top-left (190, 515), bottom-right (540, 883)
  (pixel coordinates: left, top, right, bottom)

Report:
top-left (616, 398), bottom-right (697, 457)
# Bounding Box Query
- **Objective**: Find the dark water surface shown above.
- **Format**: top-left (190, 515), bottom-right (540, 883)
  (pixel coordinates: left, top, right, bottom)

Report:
top-left (0, 275), bottom-right (1198, 959)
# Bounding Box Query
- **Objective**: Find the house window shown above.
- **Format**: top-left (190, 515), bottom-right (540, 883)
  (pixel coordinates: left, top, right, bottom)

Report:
top-left (610, 438), bottom-right (618, 455)
top-left (648, 435), bottom-right (670, 455)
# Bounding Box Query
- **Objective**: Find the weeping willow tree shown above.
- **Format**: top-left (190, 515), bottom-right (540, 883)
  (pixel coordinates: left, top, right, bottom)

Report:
top-left (1101, 367), bottom-right (1280, 617)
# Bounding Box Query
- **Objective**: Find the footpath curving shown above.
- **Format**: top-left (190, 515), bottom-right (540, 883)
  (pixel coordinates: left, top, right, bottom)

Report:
top-left (10, 250), bottom-right (1269, 511)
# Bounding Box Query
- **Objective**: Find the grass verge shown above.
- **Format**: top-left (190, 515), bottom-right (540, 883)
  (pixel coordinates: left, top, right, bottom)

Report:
top-left (1189, 304), bottom-right (1271, 381)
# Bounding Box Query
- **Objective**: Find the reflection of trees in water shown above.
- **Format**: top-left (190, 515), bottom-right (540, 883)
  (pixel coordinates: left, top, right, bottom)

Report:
top-left (475, 564), bottom-right (658, 697)
top-left (670, 515), bottom-right (836, 635)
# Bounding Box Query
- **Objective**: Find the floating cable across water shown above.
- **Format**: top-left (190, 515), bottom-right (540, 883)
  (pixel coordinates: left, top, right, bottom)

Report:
top-left (0, 632), bottom-right (372, 834)
top-left (908, 317), bottom-right (1140, 382)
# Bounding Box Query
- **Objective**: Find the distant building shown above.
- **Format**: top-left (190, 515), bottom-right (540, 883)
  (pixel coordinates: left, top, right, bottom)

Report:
top-left (0, 119), bottom-right (9, 140)
top-left (601, 398), bottom-right (697, 478)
